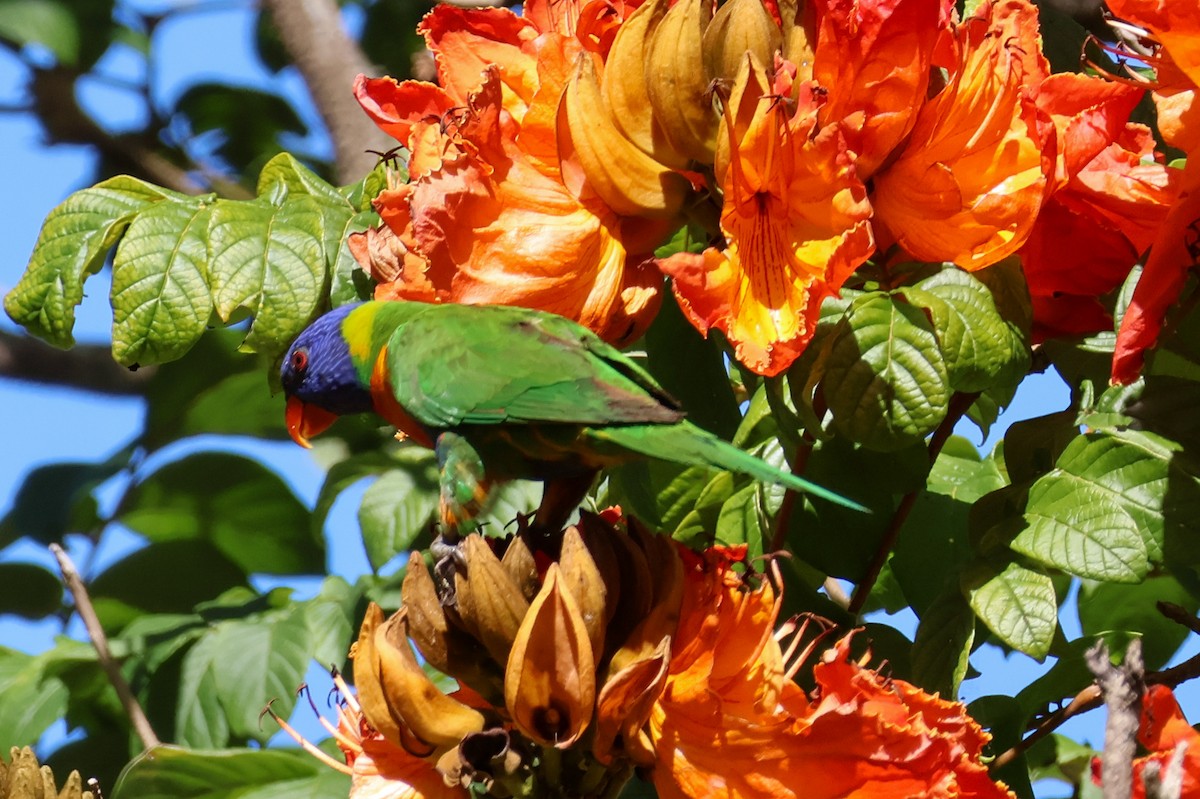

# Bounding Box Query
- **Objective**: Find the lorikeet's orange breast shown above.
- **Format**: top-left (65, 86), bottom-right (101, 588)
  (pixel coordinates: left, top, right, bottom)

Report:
top-left (370, 345), bottom-right (435, 449)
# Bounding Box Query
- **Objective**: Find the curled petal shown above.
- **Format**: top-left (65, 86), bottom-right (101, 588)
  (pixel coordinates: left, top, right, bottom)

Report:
top-left (353, 604), bottom-right (486, 751)
top-left (872, 0), bottom-right (1051, 269)
top-left (813, 0), bottom-right (949, 180)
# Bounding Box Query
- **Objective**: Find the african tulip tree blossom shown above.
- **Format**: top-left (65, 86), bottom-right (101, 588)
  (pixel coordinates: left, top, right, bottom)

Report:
top-left (1092, 684), bottom-right (1200, 799)
top-left (660, 58), bottom-right (874, 377)
top-left (1019, 74), bottom-right (1179, 339)
top-left (351, 2), bottom-right (667, 346)
top-left (1104, 1), bottom-right (1200, 383)
top-left (649, 547), bottom-right (1013, 799)
top-left (871, 0), bottom-right (1052, 269)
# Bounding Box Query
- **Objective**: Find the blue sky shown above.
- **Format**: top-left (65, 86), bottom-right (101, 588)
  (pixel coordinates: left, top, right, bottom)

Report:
top-left (0, 3), bottom-right (1196, 794)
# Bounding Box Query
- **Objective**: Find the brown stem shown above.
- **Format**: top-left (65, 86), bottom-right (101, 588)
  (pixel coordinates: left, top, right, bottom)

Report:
top-left (260, 0), bottom-right (394, 183)
top-left (0, 330), bottom-right (155, 395)
top-left (50, 544), bottom-right (161, 750)
top-left (847, 391), bottom-right (979, 615)
top-left (769, 437), bottom-right (814, 554)
top-left (991, 607), bottom-right (1200, 773)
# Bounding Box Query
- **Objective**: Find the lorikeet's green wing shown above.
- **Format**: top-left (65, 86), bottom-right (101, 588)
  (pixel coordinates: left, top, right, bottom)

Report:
top-left (384, 304), bottom-right (683, 428)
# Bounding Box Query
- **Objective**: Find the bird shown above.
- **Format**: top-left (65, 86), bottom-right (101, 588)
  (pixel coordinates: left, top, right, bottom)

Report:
top-left (280, 300), bottom-right (860, 548)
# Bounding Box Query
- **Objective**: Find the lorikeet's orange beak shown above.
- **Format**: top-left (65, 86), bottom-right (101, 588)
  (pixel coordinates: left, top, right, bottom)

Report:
top-left (286, 397), bottom-right (338, 449)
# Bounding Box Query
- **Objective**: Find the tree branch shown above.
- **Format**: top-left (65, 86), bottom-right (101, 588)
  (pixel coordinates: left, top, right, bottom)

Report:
top-left (991, 605), bottom-right (1200, 773)
top-left (1088, 638), bottom-right (1144, 799)
top-left (0, 329), bottom-right (155, 395)
top-left (260, 0), bottom-right (394, 183)
top-left (51, 544), bottom-right (161, 751)
top-left (847, 391), bottom-right (979, 615)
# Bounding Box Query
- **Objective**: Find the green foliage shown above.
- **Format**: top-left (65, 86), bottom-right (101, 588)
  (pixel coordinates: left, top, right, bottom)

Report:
top-left (5, 156), bottom-right (379, 367)
top-left (3, 3), bottom-right (1199, 797)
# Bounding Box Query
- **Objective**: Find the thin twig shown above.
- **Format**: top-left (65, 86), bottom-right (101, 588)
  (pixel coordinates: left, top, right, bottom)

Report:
top-left (991, 607), bottom-right (1200, 773)
top-left (50, 544), bottom-right (161, 750)
top-left (847, 391), bottom-right (979, 615)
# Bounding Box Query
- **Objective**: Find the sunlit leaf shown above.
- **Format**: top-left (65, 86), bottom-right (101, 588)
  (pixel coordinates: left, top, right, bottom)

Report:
top-left (357, 450), bottom-right (440, 571)
top-left (823, 292), bottom-right (950, 451)
top-left (207, 196), bottom-right (327, 357)
top-left (964, 561), bottom-right (1057, 660)
top-left (110, 199), bottom-right (213, 365)
top-left (4, 177), bottom-right (203, 348)
top-left (1016, 480), bottom-right (1147, 583)
top-left (111, 745), bottom-right (347, 799)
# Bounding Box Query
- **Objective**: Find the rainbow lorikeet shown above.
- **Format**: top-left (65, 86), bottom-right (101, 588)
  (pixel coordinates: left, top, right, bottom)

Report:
top-left (281, 301), bottom-right (858, 543)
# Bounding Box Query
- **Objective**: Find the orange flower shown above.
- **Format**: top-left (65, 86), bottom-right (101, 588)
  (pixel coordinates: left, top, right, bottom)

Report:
top-left (812, 0), bottom-right (953, 181)
top-left (271, 671), bottom-right (466, 799)
top-left (660, 56), bottom-right (874, 376)
top-left (1092, 684), bottom-right (1200, 799)
top-left (871, 0), bottom-right (1052, 269)
top-left (648, 547), bottom-right (1013, 799)
top-left (352, 3), bottom-right (665, 346)
top-left (1019, 74), bottom-right (1180, 339)
top-left (1103, 2), bottom-right (1200, 382)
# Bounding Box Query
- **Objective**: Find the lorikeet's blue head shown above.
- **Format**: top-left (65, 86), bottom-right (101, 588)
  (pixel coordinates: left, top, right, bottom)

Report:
top-left (281, 304), bottom-right (373, 447)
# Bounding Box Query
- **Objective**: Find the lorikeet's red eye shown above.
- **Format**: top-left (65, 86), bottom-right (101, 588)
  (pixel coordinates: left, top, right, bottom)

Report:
top-left (290, 348), bottom-right (308, 372)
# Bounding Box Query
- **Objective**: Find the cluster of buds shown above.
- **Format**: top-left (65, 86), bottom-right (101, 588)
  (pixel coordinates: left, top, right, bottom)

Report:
top-left (352, 512), bottom-right (685, 797)
top-left (283, 510), bottom-right (1017, 799)
top-left (0, 747), bottom-right (94, 799)
top-left (561, 0), bottom-right (809, 218)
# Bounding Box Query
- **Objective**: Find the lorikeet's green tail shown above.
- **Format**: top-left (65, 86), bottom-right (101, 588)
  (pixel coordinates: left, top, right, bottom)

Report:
top-left (585, 423), bottom-right (866, 511)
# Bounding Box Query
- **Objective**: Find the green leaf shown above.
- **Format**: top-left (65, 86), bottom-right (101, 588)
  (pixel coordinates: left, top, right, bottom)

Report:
top-left (910, 589), bottom-right (975, 696)
top-left (174, 371), bottom-right (290, 441)
top-left (5, 176), bottom-right (198, 348)
top-left (927, 435), bottom-right (1007, 501)
top-left (963, 561), bottom-right (1057, 660)
top-left (604, 461), bottom-right (714, 531)
top-left (312, 452), bottom-right (395, 537)
top-left (0, 648), bottom-right (68, 750)
top-left (1077, 575), bottom-right (1200, 669)
top-left (0, 459), bottom-right (120, 546)
top-left (358, 450), bottom-right (440, 571)
top-left (302, 595), bottom-right (354, 670)
top-left (0, 563), bottom-right (61, 619)
top-left (256, 153), bottom-right (344, 207)
top-left (714, 483), bottom-right (758, 552)
top-left (176, 85), bottom-right (308, 173)
top-left (110, 199), bottom-right (214, 365)
top-left (1001, 410), bottom-right (1078, 485)
top-left (902, 267), bottom-right (1029, 393)
top-left (118, 453), bottom-right (320, 575)
top-left (111, 746), bottom-right (348, 799)
top-left (823, 292), bottom-right (950, 451)
top-left (207, 606), bottom-right (312, 740)
top-left (643, 292), bottom-right (740, 438)
top-left (1016, 480), bottom-right (1147, 582)
top-left (1050, 431), bottom-right (1200, 565)
top-left (207, 196), bottom-right (327, 357)
top-left (175, 635), bottom-right (230, 748)
top-left (329, 209), bottom-right (378, 307)
top-left (0, 0), bottom-right (78, 63)
top-left (90, 540), bottom-right (249, 623)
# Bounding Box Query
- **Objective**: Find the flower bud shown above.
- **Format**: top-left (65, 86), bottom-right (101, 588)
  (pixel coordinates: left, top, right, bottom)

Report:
top-left (644, 0), bottom-right (719, 162)
top-left (703, 0), bottom-right (783, 85)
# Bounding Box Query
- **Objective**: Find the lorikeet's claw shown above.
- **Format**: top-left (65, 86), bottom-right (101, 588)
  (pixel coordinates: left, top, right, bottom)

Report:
top-left (430, 533), bottom-right (468, 608)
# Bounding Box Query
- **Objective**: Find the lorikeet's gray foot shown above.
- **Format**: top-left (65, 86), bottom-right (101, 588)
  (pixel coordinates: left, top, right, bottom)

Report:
top-left (430, 533), bottom-right (467, 608)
